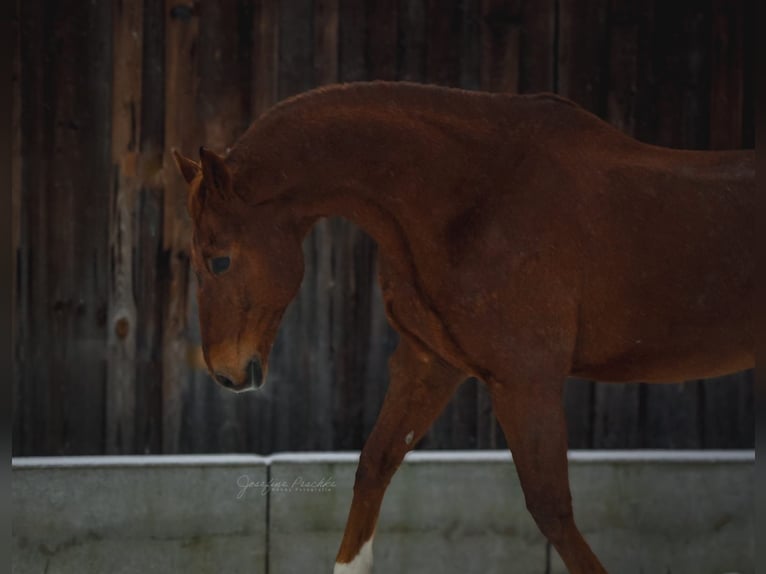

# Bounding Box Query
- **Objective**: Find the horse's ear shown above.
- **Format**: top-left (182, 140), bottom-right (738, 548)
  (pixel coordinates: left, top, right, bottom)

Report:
top-left (199, 146), bottom-right (231, 195)
top-left (172, 149), bottom-right (201, 185)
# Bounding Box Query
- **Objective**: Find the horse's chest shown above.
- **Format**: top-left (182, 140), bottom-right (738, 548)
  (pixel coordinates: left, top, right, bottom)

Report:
top-left (377, 258), bottom-right (465, 366)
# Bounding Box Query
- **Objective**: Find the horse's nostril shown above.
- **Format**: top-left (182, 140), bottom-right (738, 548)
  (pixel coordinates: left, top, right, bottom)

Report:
top-left (216, 373), bottom-right (235, 389)
top-left (248, 357), bottom-right (264, 388)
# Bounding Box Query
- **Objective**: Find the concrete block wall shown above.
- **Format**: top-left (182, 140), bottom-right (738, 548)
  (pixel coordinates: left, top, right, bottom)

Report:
top-left (12, 452), bottom-right (753, 574)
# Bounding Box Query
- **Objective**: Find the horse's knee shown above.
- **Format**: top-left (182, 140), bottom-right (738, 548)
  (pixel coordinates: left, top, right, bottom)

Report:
top-left (525, 499), bottom-right (575, 545)
top-left (355, 447), bottom-right (403, 492)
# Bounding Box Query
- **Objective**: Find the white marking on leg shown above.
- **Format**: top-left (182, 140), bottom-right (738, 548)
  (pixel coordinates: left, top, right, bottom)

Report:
top-left (334, 538), bottom-right (374, 574)
top-left (404, 430), bottom-right (414, 445)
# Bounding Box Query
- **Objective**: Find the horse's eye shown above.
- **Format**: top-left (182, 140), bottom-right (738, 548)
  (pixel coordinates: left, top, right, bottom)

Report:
top-left (209, 256), bottom-right (231, 275)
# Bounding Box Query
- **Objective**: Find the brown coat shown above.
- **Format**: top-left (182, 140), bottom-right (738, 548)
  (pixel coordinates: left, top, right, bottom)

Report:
top-left (174, 81), bottom-right (754, 574)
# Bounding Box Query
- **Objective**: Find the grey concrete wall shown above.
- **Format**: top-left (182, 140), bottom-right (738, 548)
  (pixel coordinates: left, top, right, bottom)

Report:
top-left (12, 452), bottom-right (753, 574)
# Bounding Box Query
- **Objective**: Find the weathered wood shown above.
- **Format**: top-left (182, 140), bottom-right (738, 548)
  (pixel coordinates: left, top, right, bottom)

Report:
top-left (11, 0), bottom-right (23, 455)
top-left (563, 379), bottom-right (593, 449)
top-left (607, 0), bottom-right (640, 135)
top-left (710, 0), bottom-right (743, 150)
top-left (519, 0), bottom-right (555, 93)
top-left (367, 0), bottom-right (397, 80)
top-left (458, 0), bottom-right (482, 91)
top-left (315, 0), bottom-right (339, 86)
top-left (252, 0), bottom-right (279, 120)
top-left (16, 0), bottom-right (46, 456)
top-left (131, 0), bottom-right (166, 455)
top-left (398, 0), bottom-right (426, 82)
top-left (162, 0), bottom-right (199, 453)
top-left (592, 383), bottom-right (641, 448)
top-left (643, 381), bottom-right (702, 448)
top-left (22, 0), bottom-right (113, 455)
top-left (12, 0), bottom-right (755, 456)
top-left (107, 0), bottom-right (142, 454)
top-left (651, 0), bottom-right (711, 148)
top-left (701, 371), bottom-right (754, 448)
top-left (481, 0), bottom-right (521, 93)
top-left (426, 0), bottom-right (461, 87)
top-left (557, 0), bottom-right (609, 115)
top-left (741, 0), bottom-right (754, 148)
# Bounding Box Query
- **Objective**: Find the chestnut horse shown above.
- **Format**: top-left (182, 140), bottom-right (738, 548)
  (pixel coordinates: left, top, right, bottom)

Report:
top-left (173, 81), bottom-right (753, 574)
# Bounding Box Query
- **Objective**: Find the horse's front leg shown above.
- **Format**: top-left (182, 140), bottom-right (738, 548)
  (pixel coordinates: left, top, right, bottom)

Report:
top-left (488, 373), bottom-right (608, 574)
top-left (333, 339), bottom-right (464, 574)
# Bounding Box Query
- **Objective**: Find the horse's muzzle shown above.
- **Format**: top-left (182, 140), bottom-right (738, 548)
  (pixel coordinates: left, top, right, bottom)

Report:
top-left (215, 356), bottom-right (264, 393)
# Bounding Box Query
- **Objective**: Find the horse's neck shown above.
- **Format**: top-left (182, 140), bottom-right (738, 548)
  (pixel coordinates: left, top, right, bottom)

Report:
top-left (288, 186), bottom-right (415, 273)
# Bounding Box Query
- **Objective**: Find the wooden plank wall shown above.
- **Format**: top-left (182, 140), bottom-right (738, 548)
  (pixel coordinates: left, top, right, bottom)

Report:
top-left (13, 0), bottom-right (754, 455)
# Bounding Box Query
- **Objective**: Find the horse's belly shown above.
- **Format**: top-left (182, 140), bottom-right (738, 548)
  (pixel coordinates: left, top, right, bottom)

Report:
top-left (571, 303), bottom-right (754, 383)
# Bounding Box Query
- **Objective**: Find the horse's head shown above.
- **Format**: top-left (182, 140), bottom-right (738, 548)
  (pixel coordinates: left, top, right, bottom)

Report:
top-left (173, 147), bottom-right (305, 392)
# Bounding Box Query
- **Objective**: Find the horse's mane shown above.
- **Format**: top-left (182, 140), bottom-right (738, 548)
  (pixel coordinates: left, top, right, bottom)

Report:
top-left (256, 81), bottom-right (578, 121)
top-left (226, 81), bottom-right (581, 161)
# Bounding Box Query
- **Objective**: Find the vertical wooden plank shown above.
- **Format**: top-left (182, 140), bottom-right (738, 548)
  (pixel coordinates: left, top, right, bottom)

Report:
top-left (338, 0), bottom-right (366, 82)
top-left (606, 0), bottom-right (640, 135)
top-left (133, 0), bottom-right (166, 454)
top-left (398, 0), bottom-right (426, 82)
top-left (163, 0), bottom-right (199, 453)
top-left (701, 371), bottom-right (754, 448)
top-left (557, 0), bottom-right (609, 114)
top-left (563, 378), bottom-right (593, 449)
top-left (642, 381), bottom-right (702, 448)
top-left (11, 0), bottom-right (23, 455)
top-left (631, 0), bottom-right (658, 144)
top-left (741, 0), bottom-right (753, 148)
top-left (458, 0), bottom-right (482, 91)
top-left (107, 0), bottom-right (142, 454)
top-left (592, 383), bottom-right (641, 448)
top-left (710, 0), bottom-right (743, 150)
top-left (425, 0), bottom-right (461, 87)
top-left (253, 0), bottom-right (279, 121)
top-left (367, 0), bottom-right (397, 80)
top-left (17, 0), bottom-right (46, 456)
top-left (481, 0), bottom-right (522, 93)
top-left (315, 0), bottom-right (339, 86)
top-left (519, 0), bottom-right (555, 93)
top-left (21, 0), bottom-right (112, 455)
top-left (650, 0), bottom-right (711, 148)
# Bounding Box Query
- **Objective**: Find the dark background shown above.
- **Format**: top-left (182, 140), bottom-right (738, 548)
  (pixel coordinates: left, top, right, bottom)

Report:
top-left (11, 0), bottom-right (754, 455)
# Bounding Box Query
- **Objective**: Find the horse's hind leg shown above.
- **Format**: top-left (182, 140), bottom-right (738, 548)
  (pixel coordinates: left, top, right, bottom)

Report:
top-left (333, 339), bottom-right (464, 574)
top-left (488, 375), bottom-right (608, 574)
